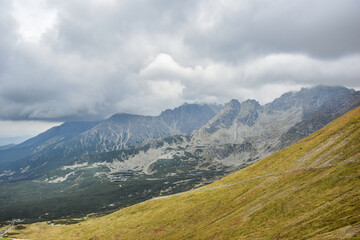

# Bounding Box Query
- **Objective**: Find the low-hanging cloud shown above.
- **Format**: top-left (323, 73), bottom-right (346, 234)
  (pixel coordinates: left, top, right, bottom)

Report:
top-left (0, 0), bottom-right (359, 121)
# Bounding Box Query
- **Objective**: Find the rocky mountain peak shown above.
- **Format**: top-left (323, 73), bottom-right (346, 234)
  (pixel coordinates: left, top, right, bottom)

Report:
top-left (108, 113), bottom-right (146, 123)
top-left (227, 99), bottom-right (241, 109)
top-left (266, 85), bottom-right (355, 112)
top-left (237, 99), bottom-right (261, 126)
top-left (195, 99), bottom-right (241, 136)
top-left (240, 99), bottom-right (261, 111)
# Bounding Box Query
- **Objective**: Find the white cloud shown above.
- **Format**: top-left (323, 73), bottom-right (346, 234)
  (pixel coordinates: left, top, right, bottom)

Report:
top-left (11, 0), bottom-right (57, 43)
top-left (148, 81), bottom-right (184, 99)
top-left (140, 53), bottom-right (193, 80)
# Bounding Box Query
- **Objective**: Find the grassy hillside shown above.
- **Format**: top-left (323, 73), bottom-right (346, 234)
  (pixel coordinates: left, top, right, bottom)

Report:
top-left (7, 107), bottom-right (360, 239)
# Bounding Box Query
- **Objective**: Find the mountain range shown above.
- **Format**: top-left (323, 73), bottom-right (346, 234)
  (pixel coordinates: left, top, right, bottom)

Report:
top-left (0, 103), bottom-right (222, 183)
top-left (7, 99), bottom-right (360, 239)
top-left (0, 85), bottom-right (359, 223)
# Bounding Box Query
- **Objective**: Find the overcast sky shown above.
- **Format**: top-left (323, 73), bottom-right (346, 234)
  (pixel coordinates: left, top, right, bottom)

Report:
top-left (0, 0), bottom-right (359, 144)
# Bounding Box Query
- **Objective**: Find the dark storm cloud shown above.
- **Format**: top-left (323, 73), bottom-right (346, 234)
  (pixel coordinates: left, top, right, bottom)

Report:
top-left (0, 0), bottom-right (359, 122)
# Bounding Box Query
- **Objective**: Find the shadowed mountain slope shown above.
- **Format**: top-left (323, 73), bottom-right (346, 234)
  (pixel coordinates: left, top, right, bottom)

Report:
top-left (11, 106), bottom-right (360, 239)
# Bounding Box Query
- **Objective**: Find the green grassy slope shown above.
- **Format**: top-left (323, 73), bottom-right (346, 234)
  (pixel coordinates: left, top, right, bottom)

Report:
top-left (10, 107), bottom-right (360, 239)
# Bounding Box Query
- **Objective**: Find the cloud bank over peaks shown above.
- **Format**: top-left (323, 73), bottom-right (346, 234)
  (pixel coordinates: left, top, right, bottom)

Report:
top-left (134, 53), bottom-right (360, 108)
top-left (0, 0), bottom-right (359, 121)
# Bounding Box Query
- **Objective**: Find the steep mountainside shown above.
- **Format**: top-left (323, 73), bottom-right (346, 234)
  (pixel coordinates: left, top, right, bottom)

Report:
top-left (16, 121), bottom-right (100, 149)
top-left (10, 106), bottom-right (360, 240)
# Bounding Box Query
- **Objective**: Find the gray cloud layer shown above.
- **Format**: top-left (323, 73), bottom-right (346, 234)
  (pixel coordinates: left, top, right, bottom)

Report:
top-left (1, 0), bottom-right (359, 121)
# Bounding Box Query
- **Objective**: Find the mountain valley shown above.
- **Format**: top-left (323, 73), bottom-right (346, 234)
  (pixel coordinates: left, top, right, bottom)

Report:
top-left (0, 85), bottom-right (359, 224)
